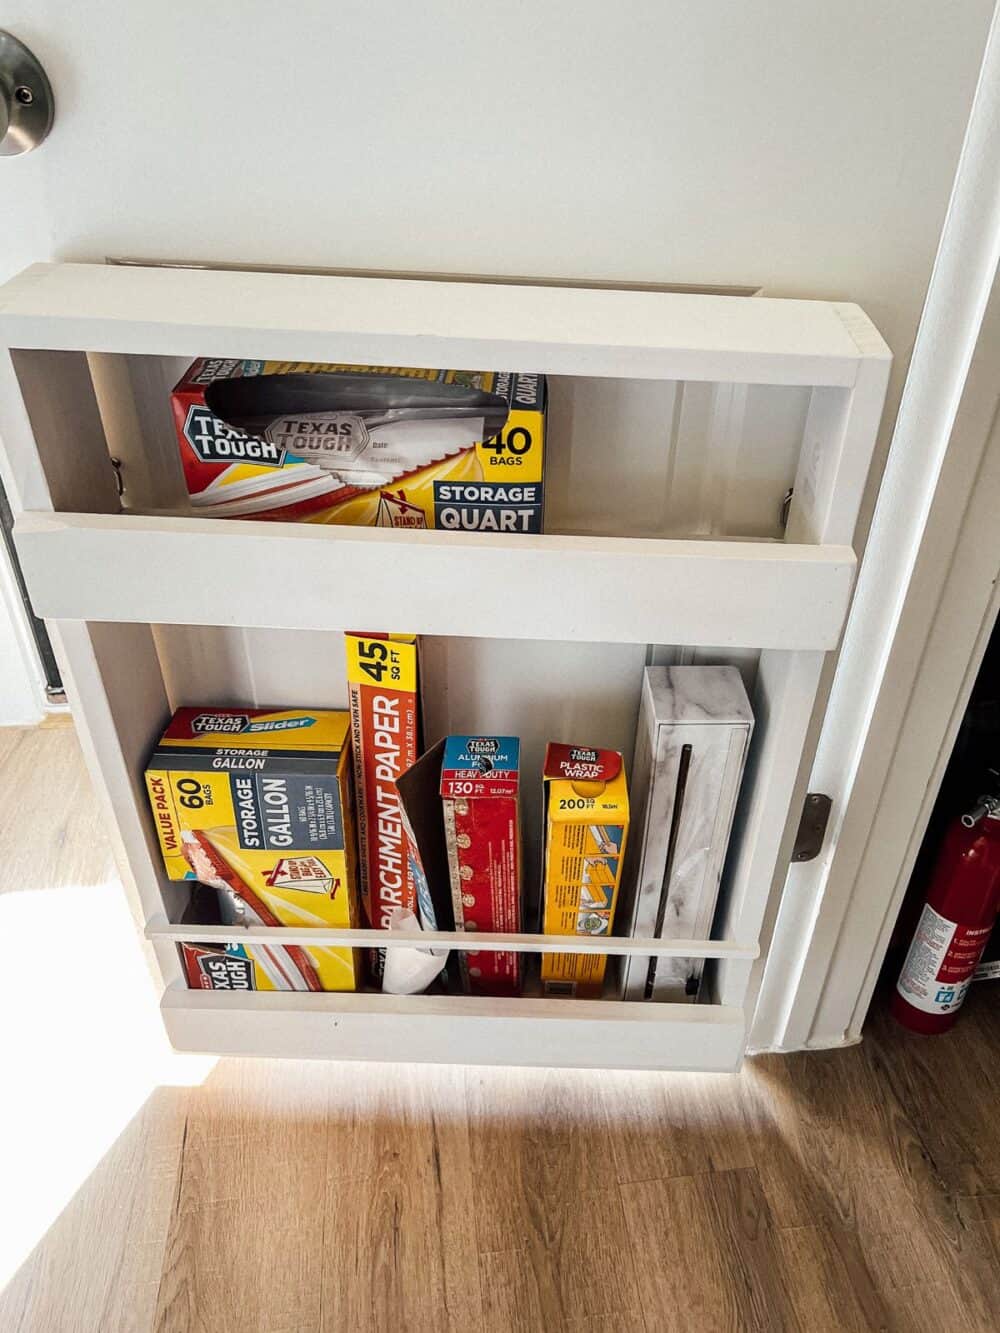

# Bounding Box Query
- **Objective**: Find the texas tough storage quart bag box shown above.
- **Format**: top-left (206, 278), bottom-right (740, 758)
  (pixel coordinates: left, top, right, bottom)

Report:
top-left (170, 360), bottom-right (546, 531)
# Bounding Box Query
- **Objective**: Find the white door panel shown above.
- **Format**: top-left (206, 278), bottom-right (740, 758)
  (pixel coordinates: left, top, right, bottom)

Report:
top-left (0, 3), bottom-right (993, 1043)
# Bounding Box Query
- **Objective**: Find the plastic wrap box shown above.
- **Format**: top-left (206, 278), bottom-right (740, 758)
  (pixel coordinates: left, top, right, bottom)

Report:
top-left (541, 744), bottom-right (630, 998)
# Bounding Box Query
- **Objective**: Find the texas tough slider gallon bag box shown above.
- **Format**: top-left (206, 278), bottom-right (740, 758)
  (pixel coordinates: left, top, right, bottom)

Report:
top-left (171, 359), bottom-right (546, 531)
top-left (345, 633), bottom-right (420, 985)
top-left (541, 744), bottom-right (630, 998)
top-left (145, 706), bottom-right (361, 992)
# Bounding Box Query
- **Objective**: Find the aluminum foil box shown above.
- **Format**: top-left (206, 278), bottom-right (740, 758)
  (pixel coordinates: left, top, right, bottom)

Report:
top-left (440, 735), bottom-right (522, 996)
top-left (171, 359), bottom-right (546, 531)
top-left (618, 666), bottom-right (753, 1002)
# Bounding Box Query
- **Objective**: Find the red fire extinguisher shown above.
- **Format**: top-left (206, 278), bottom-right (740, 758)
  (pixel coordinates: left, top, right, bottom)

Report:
top-left (892, 791), bottom-right (1000, 1033)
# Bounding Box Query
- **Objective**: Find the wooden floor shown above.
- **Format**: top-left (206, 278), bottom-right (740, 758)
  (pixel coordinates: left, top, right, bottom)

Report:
top-left (1, 723), bottom-right (999, 1332)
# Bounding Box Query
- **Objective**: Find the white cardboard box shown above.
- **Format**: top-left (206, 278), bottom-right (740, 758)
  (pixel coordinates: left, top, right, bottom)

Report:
top-left (619, 666), bottom-right (753, 1001)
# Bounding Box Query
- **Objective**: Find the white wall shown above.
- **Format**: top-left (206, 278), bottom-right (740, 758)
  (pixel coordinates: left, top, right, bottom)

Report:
top-left (2, 4), bottom-right (990, 338)
top-left (0, 0), bottom-right (994, 727)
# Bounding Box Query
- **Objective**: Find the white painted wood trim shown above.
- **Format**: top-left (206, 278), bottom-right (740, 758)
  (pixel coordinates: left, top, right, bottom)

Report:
top-left (144, 917), bottom-right (758, 959)
top-left (14, 511), bottom-right (856, 651)
top-left (843, 518), bottom-right (1000, 1042)
top-left (807, 351), bottom-right (1000, 1048)
top-left (0, 262), bottom-right (889, 387)
top-left (161, 986), bottom-right (747, 1071)
top-left (0, 539), bottom-right (46, 725)
top-left (749, 3), bottom-right (1000, 1053)
top-left (0, 345), bottom-right (74, 724)
top-left (714, 649), bottom-right (825, 1008)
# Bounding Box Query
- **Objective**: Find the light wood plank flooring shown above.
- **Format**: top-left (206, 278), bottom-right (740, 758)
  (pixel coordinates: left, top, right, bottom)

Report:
top-left (0, 721), bottom-right (998, 1332)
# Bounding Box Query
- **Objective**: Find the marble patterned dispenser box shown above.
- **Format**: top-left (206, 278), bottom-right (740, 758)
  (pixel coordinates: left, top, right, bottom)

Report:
top-left (619, 666), bottom-right (753, 1002)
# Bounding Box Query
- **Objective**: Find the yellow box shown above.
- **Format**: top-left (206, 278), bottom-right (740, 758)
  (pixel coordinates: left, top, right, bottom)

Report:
top-left (345, 633), bottom-right (420, 986)
top-left (541, 744), bottom-right (629, 998)
top-left (173, 361), bottom-right (546, 532)
top-left (145, 706), bottom-right (360, 991)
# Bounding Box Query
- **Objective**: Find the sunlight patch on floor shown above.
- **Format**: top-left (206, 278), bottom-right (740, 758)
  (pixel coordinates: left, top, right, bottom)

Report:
top-left (0, 878), bottom-right (213, 1289)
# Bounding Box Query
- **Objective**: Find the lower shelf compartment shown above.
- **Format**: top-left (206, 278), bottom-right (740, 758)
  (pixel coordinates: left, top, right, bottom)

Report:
top-left (161, 987), bottom-right (746, 1071)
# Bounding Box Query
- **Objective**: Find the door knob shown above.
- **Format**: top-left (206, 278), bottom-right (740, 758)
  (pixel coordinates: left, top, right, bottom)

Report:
top-left (0, 30), bottom-right (54, 156)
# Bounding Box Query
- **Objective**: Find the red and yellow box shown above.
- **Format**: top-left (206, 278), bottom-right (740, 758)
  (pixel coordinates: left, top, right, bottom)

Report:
top-left (171, 359), bottom-right (546, 531)
top-left (541, 744), bottom-right (630, 998)
top-left (345, 633), bottom-right (420, 985)
top-left (145, 706), bottom-right (360, 991)
top-left (440, 735), bottom-right (522, 996)
top-left (176, 884), bottom-right (344, 993)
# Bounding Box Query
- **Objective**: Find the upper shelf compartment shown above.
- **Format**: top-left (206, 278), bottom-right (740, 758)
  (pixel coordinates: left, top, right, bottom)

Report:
top-left (0, 262), bottom-right (889, 386)
top-left (0, 262), bottom-right (890, 648)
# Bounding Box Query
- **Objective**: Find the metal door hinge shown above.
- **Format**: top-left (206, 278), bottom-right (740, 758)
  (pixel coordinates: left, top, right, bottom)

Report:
top-left (792, 793), bottom-right (832, 862)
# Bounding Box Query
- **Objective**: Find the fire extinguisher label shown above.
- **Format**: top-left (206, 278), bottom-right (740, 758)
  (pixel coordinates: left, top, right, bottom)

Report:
top-left (896, 903), bottom-right (993, 1014)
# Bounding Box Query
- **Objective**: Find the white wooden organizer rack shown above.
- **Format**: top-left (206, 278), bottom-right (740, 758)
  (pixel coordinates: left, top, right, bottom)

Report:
top-left (0, 263), bottom-right (890, 1072)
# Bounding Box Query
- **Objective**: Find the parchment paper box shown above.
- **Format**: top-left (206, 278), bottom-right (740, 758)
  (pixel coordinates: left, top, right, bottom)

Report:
top-left (541, 744), bottom-right (630, 998)
top-left (144, 706), bottom-right (360, 991)
top-left (618, 666), bottom-right (753, 1002)
top-left (345, 633), bottom-right (420, 986)
top-left (171, 359), bottom-right (546, 531)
